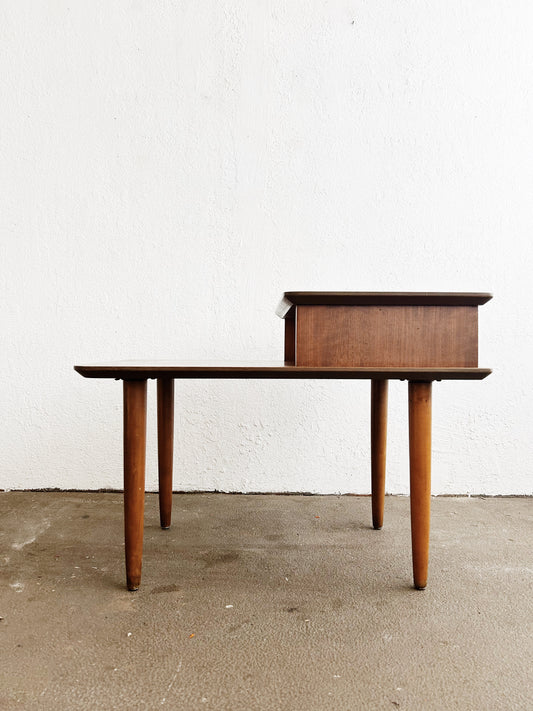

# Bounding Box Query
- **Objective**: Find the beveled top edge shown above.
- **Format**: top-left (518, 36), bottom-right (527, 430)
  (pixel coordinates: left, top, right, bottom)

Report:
top-left (74, 363), bottom-right (492, 381)
top-left (276, 292), bottom-right (493, 317)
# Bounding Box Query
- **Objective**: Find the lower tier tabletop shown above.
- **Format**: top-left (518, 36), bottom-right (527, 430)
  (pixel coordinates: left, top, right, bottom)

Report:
top-left (74, 362), bottom-right (491, 380)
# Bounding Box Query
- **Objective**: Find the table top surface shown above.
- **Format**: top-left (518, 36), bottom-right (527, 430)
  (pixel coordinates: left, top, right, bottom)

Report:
top-left (74, 361), bottom-right (491, 380)
top-left (276, 291), bottom-right (493, 317)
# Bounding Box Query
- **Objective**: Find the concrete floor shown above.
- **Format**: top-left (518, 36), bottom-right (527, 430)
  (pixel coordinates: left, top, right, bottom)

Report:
top-left (0, 493), bottom-right (531, 710)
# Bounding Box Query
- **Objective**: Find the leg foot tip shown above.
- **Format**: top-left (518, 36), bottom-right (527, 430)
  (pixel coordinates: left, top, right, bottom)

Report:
top-left (161, 525), bottom-right (171, 530)
top-left (373, 524), bottom-right (383, 530)
top-left (414, 584), bottom-right (427, 591)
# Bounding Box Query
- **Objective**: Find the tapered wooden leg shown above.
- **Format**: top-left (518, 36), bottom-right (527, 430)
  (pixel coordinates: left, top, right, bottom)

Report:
top-left (408, 381), bottom-right (432, 590)
top-left (157, 378), bottom-right (174, 529)
top-left (123, 379), bottom-right (147, 591)
top-left (371, 379), bottom-right (388, 530)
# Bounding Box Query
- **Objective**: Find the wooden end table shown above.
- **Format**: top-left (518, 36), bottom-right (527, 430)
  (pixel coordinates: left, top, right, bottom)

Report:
top-left (75, 291), bottom-right (491, 591)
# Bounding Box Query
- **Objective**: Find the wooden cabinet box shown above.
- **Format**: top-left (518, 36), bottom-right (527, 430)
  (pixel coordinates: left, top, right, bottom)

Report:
top-left (277, 292), bottom-right (492, 368)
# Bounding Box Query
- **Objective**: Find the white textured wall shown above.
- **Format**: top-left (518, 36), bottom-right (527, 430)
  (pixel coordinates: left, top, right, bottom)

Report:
top-left (2, 1), bottom-right (532, 495)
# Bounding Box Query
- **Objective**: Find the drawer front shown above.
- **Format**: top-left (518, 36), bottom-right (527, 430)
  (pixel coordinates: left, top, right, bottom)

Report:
top-left (295, 305), bottom-right (478, 368)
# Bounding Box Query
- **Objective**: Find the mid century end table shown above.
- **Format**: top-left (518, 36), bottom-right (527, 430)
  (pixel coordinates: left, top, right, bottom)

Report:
top-left (75, 291), bottom-right (491, 591)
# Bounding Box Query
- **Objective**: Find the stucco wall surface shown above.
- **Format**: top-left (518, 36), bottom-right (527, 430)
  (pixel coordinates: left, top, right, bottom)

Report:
top-left (2, 1), bottom-right (532, 494)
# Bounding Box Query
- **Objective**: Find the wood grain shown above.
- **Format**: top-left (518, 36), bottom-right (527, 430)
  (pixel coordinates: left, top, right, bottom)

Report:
top-left (157, 379), bottom-right (174, 530)
top-left (295, 306), bottom-right (478, 367)
top-left (371, 380), bottom-right (388, 530)
top-left (277, 291), bottom-right (492, 317)
top-left (284, 317), bottom-right (295, 364)
top-left (408, 381), bottom-right (432, 590)
top-left (74, 363), bottom-right (490, 380)
top-left (123, 379), bottom-right (147, 591)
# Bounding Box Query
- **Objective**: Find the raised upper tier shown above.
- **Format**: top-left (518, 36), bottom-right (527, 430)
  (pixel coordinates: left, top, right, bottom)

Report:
top-left (277, 291), bottom-right (492, 368)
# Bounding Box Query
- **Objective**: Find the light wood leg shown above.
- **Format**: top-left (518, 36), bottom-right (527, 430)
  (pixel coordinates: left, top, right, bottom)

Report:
top-left (371, 379), bottom-right (388, 529)
top-left (408, 381), bottom-right (432, 590)
top-left (123, 379), bottom-right (147, 591)
top-left (157, 378), bottom-right (174, 529)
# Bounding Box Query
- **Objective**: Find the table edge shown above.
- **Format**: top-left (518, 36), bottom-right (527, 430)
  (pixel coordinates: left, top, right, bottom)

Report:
top-left (276, 292), bottom-right (493, 318)
top-left (74, 365), bottom-right (492, 381)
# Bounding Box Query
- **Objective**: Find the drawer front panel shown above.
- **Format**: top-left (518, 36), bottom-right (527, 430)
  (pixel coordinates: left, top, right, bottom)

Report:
top-left (295, 306), bottom-right (478, 367)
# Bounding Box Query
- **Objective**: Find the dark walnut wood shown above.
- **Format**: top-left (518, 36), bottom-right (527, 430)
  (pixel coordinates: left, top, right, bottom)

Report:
top-left (295, 305), bottom-right (478, 367)
top-left (284, 317), bottom-right (295, 364)
top-left (74, 362), bottom-right (491, 380)
top-left (123, 380), bottom-right (147, 591)
top-left (277, 291), bottom-right (492, 318)
top-left (409, 381), bottom-right (432, 590)
top-left (278, 292), bottom-right (491, 369)
top-left (371, 380), bottom-right (388, 530)
top-left (75, 290), bottom-right (492, 591)
top-left (157, 379), bottom-right (174, 530)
